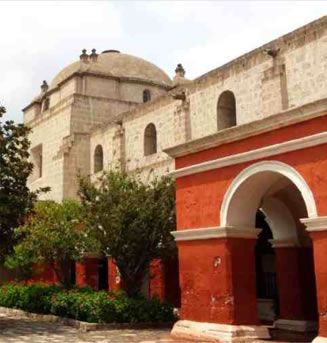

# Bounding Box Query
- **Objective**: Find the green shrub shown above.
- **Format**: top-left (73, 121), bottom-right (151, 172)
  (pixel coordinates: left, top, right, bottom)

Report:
top-left (0, 283), bottom-right (177, 323)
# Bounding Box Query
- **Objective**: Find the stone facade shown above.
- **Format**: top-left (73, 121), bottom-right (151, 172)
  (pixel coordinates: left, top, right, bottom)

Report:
top-left (23, 16), bottom-right (327, 201)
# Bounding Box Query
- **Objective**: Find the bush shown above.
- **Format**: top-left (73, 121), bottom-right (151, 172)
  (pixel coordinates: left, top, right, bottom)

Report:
top-left (0, 283), bottom-right (177, 323)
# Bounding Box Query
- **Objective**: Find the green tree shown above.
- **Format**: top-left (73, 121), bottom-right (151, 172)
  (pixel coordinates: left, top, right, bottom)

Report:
top-left (0, 105), bottom-right (47, 260)
top-left (5, 200), bottom-right (99, 288)
top-left (79, 171), bottom-right (176, 298)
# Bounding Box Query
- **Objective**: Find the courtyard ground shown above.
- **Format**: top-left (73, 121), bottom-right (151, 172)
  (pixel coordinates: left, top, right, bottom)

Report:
top-left (0, 312), bottom-right (316, 343)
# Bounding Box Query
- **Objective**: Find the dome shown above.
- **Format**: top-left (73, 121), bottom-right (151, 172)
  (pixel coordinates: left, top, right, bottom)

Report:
top-left (50, 50), bottom-right (172, 89)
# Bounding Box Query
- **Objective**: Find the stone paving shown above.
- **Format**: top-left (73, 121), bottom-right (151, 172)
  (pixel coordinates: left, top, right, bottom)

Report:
top-left (0, 312), bottom-right (317, 343)
top-left (0, 313), bottom-right (189, 343)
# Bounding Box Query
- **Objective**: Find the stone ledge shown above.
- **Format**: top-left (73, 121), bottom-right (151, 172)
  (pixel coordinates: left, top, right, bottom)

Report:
top-left (171, 320), bottom-right (270, 343)
top-left (0, 306), bottom-right (173, 332)
top-left (274, 319), bottom-right (318, 332)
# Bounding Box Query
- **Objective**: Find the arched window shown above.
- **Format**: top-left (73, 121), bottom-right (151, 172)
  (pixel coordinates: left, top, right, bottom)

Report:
top-left (217, 90), bottom-right (236, 130)
top-left (143, 89), bottom-right (151, 103)
top-left (94, 145), bottom-right (104, 173)
top-left (144, 123), bottom-right (157, 156)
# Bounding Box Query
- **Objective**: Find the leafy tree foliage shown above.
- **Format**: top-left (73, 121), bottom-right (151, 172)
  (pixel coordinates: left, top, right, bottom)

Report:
top-left (79, 171), bottom-right (176, 298)
top-left (5, 200), bottom-right (99, 288)
top-left (0, 106), bottom-right (47, 260)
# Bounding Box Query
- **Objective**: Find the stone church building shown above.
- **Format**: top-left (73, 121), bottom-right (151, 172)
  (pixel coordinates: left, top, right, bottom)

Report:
top-left (24, 16), bottom-right (327, 343)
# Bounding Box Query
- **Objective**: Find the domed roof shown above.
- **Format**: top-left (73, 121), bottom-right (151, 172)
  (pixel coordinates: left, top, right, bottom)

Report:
top-left (50, 50), bottom-right (172, 89)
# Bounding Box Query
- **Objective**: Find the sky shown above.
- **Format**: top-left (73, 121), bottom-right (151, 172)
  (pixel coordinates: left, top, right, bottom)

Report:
top-left (1, 1), bottom-right (327, 123)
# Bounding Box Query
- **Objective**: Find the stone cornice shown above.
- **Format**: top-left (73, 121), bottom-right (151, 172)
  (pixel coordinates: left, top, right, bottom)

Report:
top-left (171, 226), bottom-right (260, 242)
top-left (165, 97), bottom-right (327, 159)
top-left (300, 217), bottom-right (327, 232)
top-left (169, 130), bottom-right (327, 179)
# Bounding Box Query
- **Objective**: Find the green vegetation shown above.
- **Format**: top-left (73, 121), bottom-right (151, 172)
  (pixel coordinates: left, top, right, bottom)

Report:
top-left (0, 105), bottom-right (48, 261)
top-left (0, 283), bottom-right (177, 323)
top-left (5, 200), bottom-right (99, 288)
top-left (79, 170), bottom-right (177, 298)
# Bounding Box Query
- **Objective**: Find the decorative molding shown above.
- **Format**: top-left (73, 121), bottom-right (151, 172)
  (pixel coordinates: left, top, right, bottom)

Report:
top-left (169, 131), bottom-right (327, 179)
top-left (171, 320), bottom-right (270, 342)
top-left (300, 217), bottom-right (327, 232)
top-left (171, 226), bottom-right (261, 242)
top-left (274, 319), bottom-right (318, 332)
top-left (165, 97), bottom-right (327, 158)
top-left (221, 161), bottom-right (318, 226)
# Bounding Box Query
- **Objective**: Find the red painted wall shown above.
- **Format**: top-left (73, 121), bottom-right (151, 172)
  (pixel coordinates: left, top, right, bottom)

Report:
top-left (174, 115), bottom-right (327, 328)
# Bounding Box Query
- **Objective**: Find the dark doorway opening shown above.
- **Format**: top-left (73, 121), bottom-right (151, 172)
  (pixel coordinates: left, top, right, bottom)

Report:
top-left (98, 255), bottom-right (108, 290)
top-left (255, 210), bottom-right (279, 322)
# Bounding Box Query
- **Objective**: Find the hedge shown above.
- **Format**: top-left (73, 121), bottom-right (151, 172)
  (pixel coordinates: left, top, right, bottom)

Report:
top-left (0, 282), bottom-right (177, 323)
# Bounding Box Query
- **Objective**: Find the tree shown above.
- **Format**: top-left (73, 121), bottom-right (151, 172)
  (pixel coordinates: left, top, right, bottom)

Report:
top-left (5, 200), bottom-right (99, 288)
top-left (79, 171), bottom-right (176, 298)
top-left (0, 105), bottom-right (47, 260)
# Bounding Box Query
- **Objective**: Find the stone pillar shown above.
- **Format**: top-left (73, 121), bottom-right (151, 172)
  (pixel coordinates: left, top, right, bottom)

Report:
top-left (273, 240), bottom-right (318, 332)
top-left (75, 256), bottom-right (99, 289)
top-left (170, 227), bottom-right (270, 342)
top-left (112, 124), bottom-right (125, 172)
top-left (301, 217), bottom-right (327, 343)
top-left (108, 257), bottom-right (123, 292)
top-left (149, 259), bottom-right (165, 302)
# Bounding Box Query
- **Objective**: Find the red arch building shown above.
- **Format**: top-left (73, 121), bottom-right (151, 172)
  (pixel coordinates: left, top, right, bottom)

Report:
top-left (166, 100), bottom-right (327, 343)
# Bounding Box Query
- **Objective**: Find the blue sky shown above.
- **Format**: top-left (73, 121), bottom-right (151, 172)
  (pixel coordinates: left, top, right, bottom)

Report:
top-left (1, 1), bottom-right (327, 122)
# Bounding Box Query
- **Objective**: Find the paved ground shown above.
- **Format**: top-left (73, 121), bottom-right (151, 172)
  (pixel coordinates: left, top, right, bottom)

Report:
top-left (0, 313), bottom-right (186, 343)
top-left (0, 312), bottom-right (316, 343)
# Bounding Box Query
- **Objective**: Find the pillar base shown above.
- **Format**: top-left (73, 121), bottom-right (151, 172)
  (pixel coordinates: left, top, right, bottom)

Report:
top-left (171, 320), bottom-right (270, 342)
top-left (312, 337), bottom-right (327, 343)
top-left (274, 319), bottom-right (318, 332)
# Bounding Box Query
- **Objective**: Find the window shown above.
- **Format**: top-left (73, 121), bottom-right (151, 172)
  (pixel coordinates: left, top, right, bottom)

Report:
top-left (143, 89), bottom-right (151, 103)
top-left (144, 123), bottom-right (157, 156)
top-left (217, 90), bottom-right (236, 130)
top-left (94, 145), bottom-right (104, 173)
top-left (31, 144), bottom-right (43, 180)
top-left (42, 97), bottom-right (50, 112)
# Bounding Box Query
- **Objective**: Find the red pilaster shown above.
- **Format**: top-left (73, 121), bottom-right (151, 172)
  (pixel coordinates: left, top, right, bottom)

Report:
top-left (75, 258), bottom-right (99, 289)
top-left (108, 258), bottom-right (123, 292)
top-left (275, 246), bottom-right (317, 321)
top-left (309, 231), bottom-right (327, 338)
top-left (178, 237), bottom-right (258, 325)
top-left (149, 259), bottom-right (166, 302)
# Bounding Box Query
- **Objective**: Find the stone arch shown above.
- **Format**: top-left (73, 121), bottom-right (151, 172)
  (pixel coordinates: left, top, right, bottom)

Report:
top-left (94, 145), bottom-right (104, 173)
top-left (144, 123), bottom-right (157, 156)
top-left (143, 89), bottom-right (151, 103)
top-left (217, 90), bottom-right (236, 130)
top-left (220, 160), bottom-right (317, 230)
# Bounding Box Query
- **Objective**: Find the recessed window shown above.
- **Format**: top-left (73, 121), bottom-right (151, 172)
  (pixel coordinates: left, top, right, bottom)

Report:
top-left (217, 90), bottom-right (236, 130)
top-left (42, 97), bottom-right (50, 112)
top-left (143, 89), bottom-right (151, 103)
top-left (94, 145), bottom-right (104, 173)
top-left (31, 144), bottom-right (43, 181)
top-left (144, 123), bottom-right (157, 156)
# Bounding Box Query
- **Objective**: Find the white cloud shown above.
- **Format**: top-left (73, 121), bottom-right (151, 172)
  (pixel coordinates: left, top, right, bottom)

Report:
top-left (1, 1), bottom-right (327, 122)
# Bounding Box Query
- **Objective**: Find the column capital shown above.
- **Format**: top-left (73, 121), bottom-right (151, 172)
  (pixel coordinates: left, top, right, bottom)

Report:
top-left (300, 217), bottom-right (327, 232)
top-left (171, 226), bottom-right (261, 242)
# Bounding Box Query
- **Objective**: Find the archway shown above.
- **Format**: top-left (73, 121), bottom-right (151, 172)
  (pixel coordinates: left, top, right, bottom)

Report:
top-left (221, 161), bottom-right (318, 335)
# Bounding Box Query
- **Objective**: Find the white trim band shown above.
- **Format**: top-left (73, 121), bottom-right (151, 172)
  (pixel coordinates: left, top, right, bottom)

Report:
top-left (171, 226), bottom-right (261, 242)
top-left (301, 217), bottom-right (327, 232)
top-left (170, 131), bottom-right (327, 179)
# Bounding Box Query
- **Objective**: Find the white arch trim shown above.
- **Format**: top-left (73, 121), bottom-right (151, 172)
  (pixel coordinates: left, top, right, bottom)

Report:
top-left (220, 161), bottom-right (317, 227)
